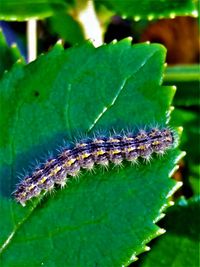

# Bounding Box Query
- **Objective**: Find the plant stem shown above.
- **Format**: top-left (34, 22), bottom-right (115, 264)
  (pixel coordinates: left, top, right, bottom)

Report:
top-left (27, 19), bottom-right (37, 63)
top-left (76, 0), bottom-right (103, 47)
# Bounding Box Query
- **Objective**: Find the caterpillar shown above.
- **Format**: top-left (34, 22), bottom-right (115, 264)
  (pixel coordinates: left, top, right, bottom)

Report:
top-left (13, 127), bottom-right (175, 206)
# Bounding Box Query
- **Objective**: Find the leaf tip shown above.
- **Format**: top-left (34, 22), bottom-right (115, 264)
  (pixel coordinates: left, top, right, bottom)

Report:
top-left (169, 164), bottom-right (179, 177)
top-left (167, 181), bottom-right (183, 198)
top-left (172, 85), bottom-right (177, 92)
top-left (127, 36), bottom-right (133, 42)
top-left (169, 200), bottom-right (175, 207)
top-left (191, 10), bottom-right (198, 17)
top-left (153, 212), bottom-right (165, 223)
top-left (147, 14), bottom-right (154, 21)
top-left (145, 246), bottom-right (151, 252)
top-left (16, 58), bottom-right (24, 65)
top-left (156, 228), bottom-right (166, 236)
top-left (159, 229), bottom-right (166, 235)
top-left (134, 15), bottom-right (141, 22)
top-left (111, 39), bottom-right (118, 44)
top-left (181, 151), bottom-right (186, 158)
top-left (169, 12), bottom-right (176, 19)
top-left (175, 151), bottom-right (186, 165)
top-left (128, 253), bottom-right (138, 263)
top-left (11, 43), bottom-right (17, 48)
top-left (177, 126), bottom-right (183, 135)
top-left (122, 14), bottom-right (127, 20)
top-left (56, 39), bottom-right (64, 47)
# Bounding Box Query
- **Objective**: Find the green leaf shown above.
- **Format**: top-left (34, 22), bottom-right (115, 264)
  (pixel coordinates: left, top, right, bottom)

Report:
top-left (0, 0), bottom-right (68, 21)
top-left (165, 65), bottom-right (200, 196)
top-left (48, 11), bottom-right (85, 45)
top-left (0, 40), bottom-right (182, 266)
top-left (171, 108), bottom-right (199, 169)
top-left (171, 108), bottom-right (200, 195)
top-left (164, 65), bottom-right (200, 107)
top-left (136, 196), bottom-right (200, 267)
top-left (96, 0), bottom-right (198, 20)
top-left (0, 29), bottom-right (24, 78)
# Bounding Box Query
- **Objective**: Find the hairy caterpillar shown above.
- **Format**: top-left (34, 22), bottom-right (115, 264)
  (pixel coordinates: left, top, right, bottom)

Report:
top-left (13, 127), bottom-right (175, 206)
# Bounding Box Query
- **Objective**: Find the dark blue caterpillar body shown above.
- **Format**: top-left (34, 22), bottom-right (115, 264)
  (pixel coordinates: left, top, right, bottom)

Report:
top-left (13, 127), bottom-right (175, 206)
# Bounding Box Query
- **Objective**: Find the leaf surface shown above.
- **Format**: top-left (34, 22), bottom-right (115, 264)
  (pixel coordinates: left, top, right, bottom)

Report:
top-left (97, 0), bottom-right (197, 20)
top-left (0, 29), bottom-right (24, 78)
top-left (0, 40), bottom-right (182, 266)
top-left (0, 0), bottom-right (68, 20)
